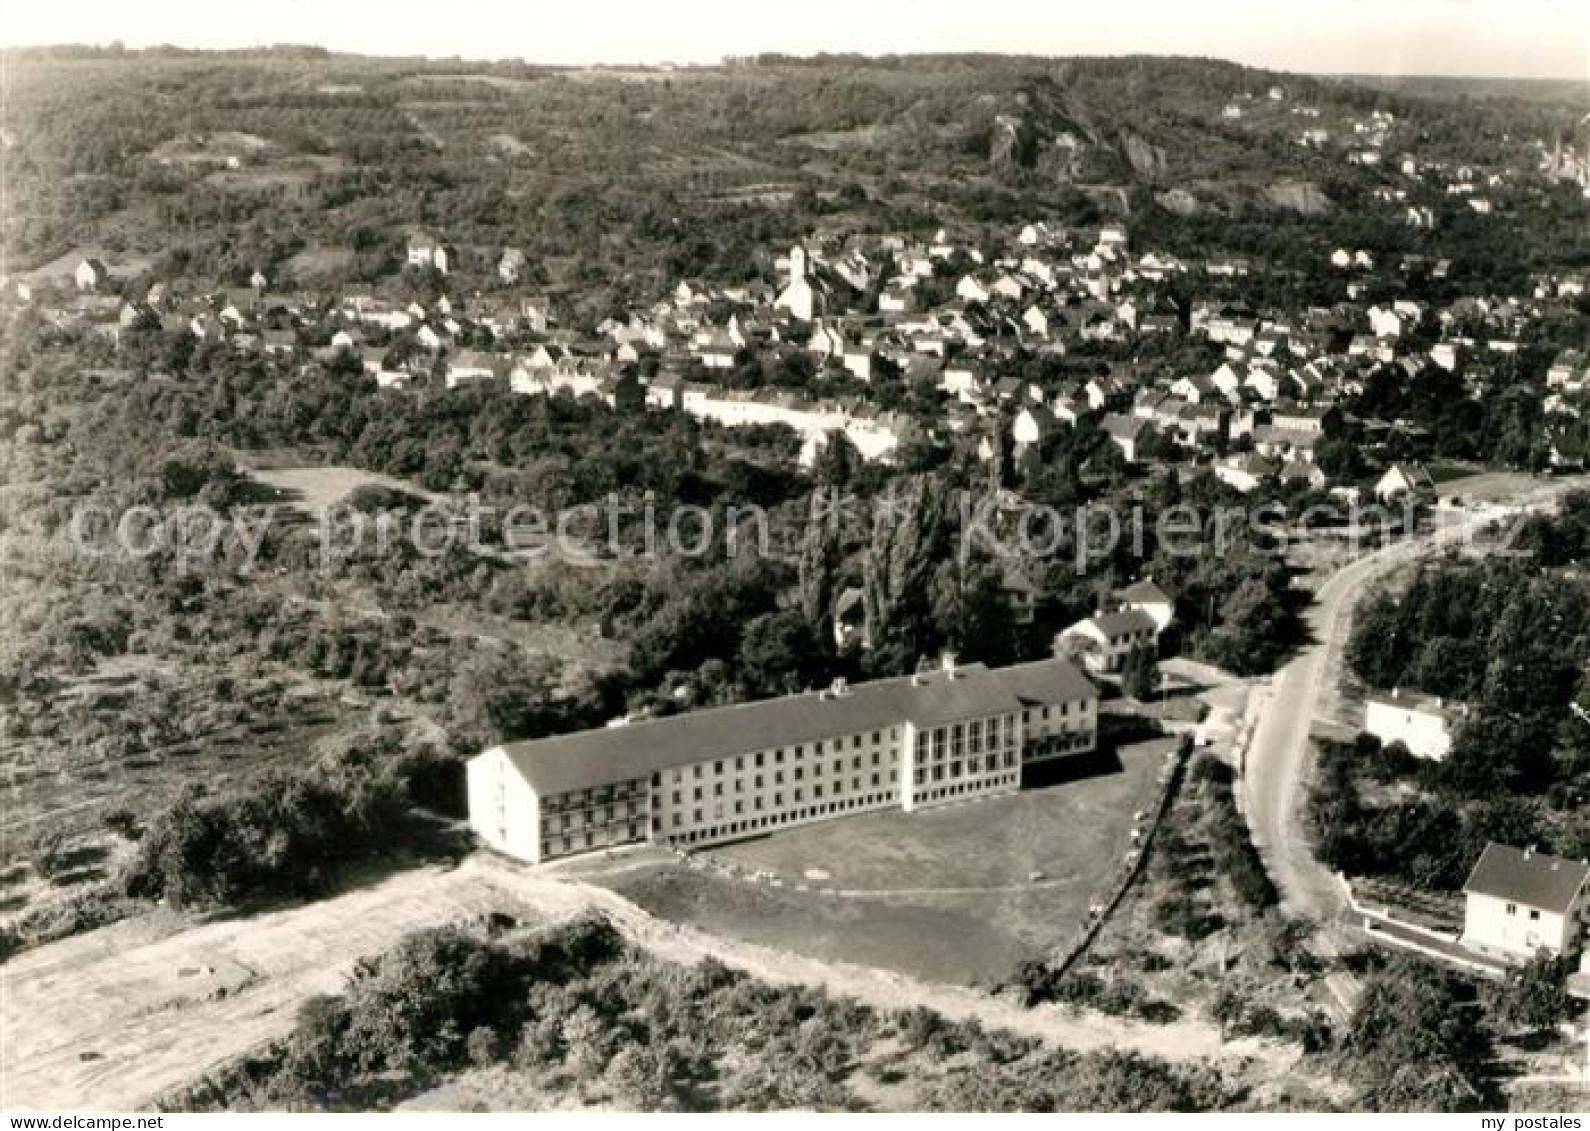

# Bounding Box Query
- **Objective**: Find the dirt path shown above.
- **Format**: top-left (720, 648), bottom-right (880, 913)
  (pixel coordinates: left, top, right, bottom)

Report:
top-left (0, 860), bottom-right (565, 1111)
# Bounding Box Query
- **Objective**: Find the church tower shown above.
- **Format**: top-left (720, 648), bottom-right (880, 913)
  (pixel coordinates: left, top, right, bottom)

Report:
top-left (788, 244), bottom-right (807, 286)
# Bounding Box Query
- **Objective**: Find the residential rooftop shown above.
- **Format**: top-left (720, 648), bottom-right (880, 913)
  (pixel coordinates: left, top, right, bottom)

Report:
top-left (1463, 843), bottom-right (1590, 914)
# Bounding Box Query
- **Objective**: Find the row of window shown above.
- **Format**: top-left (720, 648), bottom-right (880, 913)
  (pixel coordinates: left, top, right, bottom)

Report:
top-left (655, 730), bottom-right (902, 786)
top-left (542, 779), bottom-right (646, 813)
top-left (914, 716), bottom-right (1016, 758)
top-left (1028, 701), bottom-right (1087, 721)
top-left (662, 772), bottom-right (899, 828)
top-left (1021, 733), bottom-right (1095, 761)
top-left (913, 774), bottom-right (1020, 805)
top-left (664, 792), bottom-right (896, 846)
top-left (912, 749), bottom-right (1019, 784)
top-left (542, 800), bottom-right (643, 835)
top-left (541, 821), bottom-right (645, 860)
top-left (665, 764), bottom-right (896, 805)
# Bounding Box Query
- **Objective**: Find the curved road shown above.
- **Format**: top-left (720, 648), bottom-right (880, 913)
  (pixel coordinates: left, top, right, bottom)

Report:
top-left (1242, 486), bottom-right (1577, 925)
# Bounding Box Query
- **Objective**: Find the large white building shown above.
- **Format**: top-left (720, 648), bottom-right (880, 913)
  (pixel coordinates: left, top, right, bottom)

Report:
top-left (468, 653), bottom-right (1099, 864)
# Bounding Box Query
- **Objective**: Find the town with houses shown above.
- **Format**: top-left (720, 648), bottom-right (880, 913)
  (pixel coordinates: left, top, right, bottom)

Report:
top-left (25, 196), bottom-right (1590, 498)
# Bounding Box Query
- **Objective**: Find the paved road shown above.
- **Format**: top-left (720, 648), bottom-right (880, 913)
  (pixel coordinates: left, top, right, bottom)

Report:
top-left (1241, 485), bottom-right (1579, 925)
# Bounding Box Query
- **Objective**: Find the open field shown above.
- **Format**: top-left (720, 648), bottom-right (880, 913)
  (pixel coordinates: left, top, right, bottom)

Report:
top-left (583, 740), bottom-right (1173, 985)
top-left (1431, 470), bottom-right (1559, 502)
top-left (17, 244), bottom-right (158, 284)
top-left (245, 464), bottom-right (446, 515)
top-left (282, 245), bottom-right (355, 279)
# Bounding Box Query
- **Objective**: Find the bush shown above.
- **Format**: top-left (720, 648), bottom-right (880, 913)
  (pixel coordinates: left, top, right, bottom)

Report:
top-left (104, 807), bottom-right (142, 841)
top-left (465, 1026), bottom-right (502, 1068)
top-left (1190, 756), bottom-right (1233, 786)
top-left (1202, 779), bottom-right (1277, 910)
top-left (1153, 895), bottom-right (1225, 941)
top-left (125, 735), bottom-right (415, 909)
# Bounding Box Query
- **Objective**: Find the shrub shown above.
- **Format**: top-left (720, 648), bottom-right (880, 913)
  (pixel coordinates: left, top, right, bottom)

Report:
top-left (104, 807), bottom-right (142, 841)
top-left (1153, 894), bottom-right (1225, 941)
top-left (124, 735), bottom-right (414, 909)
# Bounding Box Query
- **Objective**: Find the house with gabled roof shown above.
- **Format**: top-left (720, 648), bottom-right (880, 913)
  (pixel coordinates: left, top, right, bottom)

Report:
top-left (406, 232), bottom-right (449, 274)
top-left (1115, 578), bottom-right (1174, 632)
top-left (75, 257), bottom-right (108, 291)
top-left (1215, 453), bottom-right (1280, 494)
top-left (1100, 413), bottom-right (1149, 463)
top-left (498, 247), bottom-right (528, 285)
top-left (1374, 463), bottom-right (1435, 503)
top-left (1058, 609), bottom-right (1159, 674)
top-left (446, 350), bottom-right (509, 389)
top-left (1461, 844), bottom-right (1589, 964)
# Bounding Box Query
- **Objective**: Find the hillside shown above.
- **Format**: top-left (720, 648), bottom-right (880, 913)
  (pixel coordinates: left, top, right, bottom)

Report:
top-left (4, 49), bottom-right (1587, 322)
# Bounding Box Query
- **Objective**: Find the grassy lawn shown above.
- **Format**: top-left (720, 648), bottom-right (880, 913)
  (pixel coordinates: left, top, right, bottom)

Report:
top-left (592, 739), bottom-right (1174, 986)
top-left (1430, 470), bottom-right (1543, 501)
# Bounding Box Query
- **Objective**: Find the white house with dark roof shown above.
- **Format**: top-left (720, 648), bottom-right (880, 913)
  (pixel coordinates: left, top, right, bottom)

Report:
top-left (1100, 413), bottom-right (1149, 463)
top-left (75, 257), bottom-right (108, 291)
top-left (774, 244), bottom-right (816, 322)
top-left (1375, 463), bottom-right (1436, 503)
top-left (406, 232), bottom-right (449, 274)
top-left (468, 653), bottom-right (1098, 863)
top-left (1115, 578), bottom-right (1175, 632)
top-left (1461, 844), bottom-right (1590, 964)
top-left (1057, 610), bottom-right (1159, 674)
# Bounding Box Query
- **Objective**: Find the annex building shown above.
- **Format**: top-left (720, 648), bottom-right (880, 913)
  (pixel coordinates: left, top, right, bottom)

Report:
top-left (468, 653), bottom-right (1100, 864)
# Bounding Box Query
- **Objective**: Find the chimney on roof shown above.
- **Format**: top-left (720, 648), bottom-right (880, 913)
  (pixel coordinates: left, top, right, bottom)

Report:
top-left (830, 676), bottom-right (848, 698)
top-left (1524, 845), bottom-right (1535, 859)
top-left (941, 651), bottom-right (959, 678)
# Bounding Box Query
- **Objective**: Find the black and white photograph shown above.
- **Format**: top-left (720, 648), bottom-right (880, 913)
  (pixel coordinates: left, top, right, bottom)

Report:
top-left (1, 0), bottom-right (1588, 1117)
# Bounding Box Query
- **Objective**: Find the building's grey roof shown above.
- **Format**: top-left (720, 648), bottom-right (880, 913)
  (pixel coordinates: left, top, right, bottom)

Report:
top-left (1463, 843), bottom-right (1590, 914)
top-left (1101, 413), bottom-right (1148, 441)
top-left (1116, 578), bottom-right (1172, 606)
top-left (488, 656), bottom-right (1096, 797)
top-left (1079, 609), bottom-right (1159, 640)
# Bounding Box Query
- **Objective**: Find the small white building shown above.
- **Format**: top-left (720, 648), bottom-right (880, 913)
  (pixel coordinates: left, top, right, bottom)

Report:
top-left (774, 245), bottom-right (816, 322)
top-left (1058, 609), bottom-right (1159, 674)
top-left (498, 248), bottom-right (528, 284)
top-left (1374, 463), bottom-right (1435, 503)
top-left (407, 233), bottom-right (449, 274)
top-left (1363, 688), bottom-right (1464, 760)
top-left (75, 257), bottom-right (107, 291)
top-left (1461, 844), bottom-right (1590, 964)
top-left (1100, 413), bottom-right (1149, 463)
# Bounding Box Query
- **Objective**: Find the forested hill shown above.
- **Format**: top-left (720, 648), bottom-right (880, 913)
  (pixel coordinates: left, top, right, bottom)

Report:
top-left (4, 49), bottom-right (1587, 312)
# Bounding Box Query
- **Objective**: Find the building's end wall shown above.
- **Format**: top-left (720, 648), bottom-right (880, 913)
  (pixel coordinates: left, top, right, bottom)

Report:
top-left (467, 749), bottom-right (541, 863)
top-left (1462, 891), bottom-right (1570, 960)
